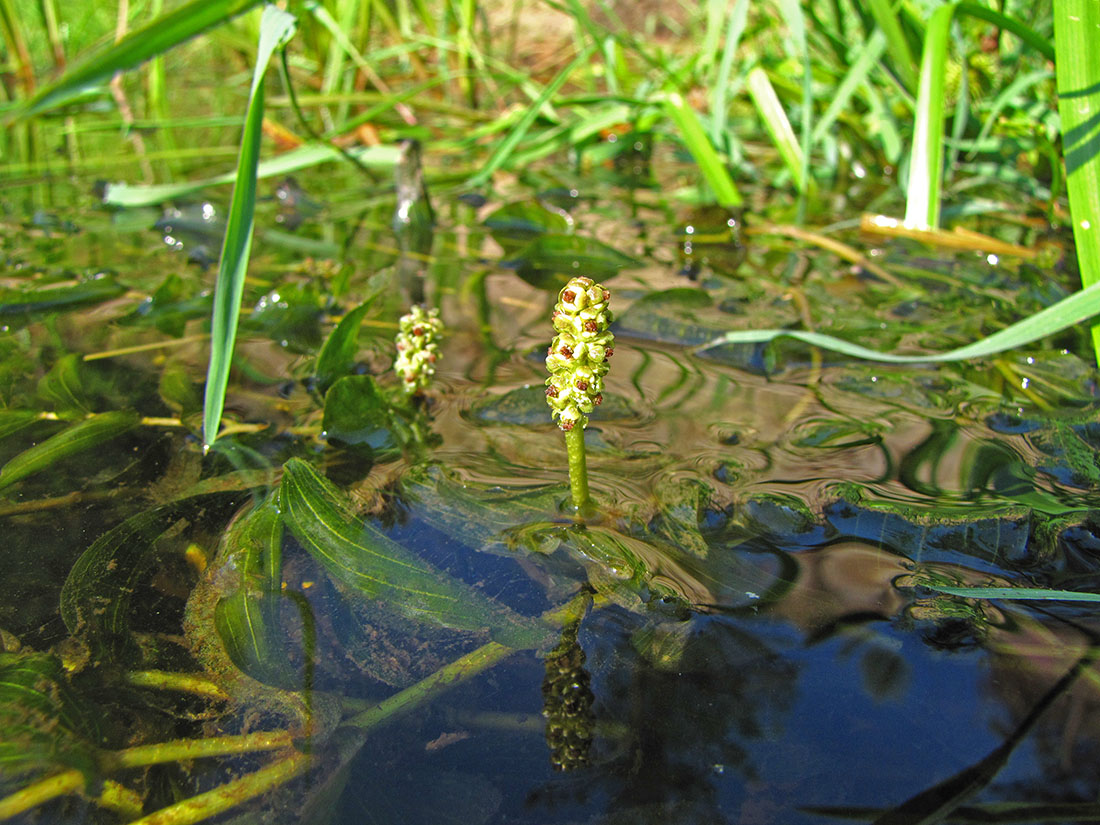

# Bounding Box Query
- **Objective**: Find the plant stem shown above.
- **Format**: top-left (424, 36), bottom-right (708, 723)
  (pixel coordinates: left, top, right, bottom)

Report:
top-left (112, 731), bottom-right (294, 770)
top-left (344, 640), bottom-right (512, 730)
top-left (125, 670), bottom-right (231, 700)
top-left (565, 426), bottom-right (591, 514)
top-left (0, 769), bottom-right (83, 820)
top-left (126, 750), bottom-right (309, 825)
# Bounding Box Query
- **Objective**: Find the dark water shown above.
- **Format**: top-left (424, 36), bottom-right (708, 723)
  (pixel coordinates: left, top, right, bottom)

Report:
top-left (2, 162), bottom-right (1099, 825)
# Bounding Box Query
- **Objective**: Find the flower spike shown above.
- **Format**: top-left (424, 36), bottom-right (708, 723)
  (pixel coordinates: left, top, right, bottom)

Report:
top-left (545, 277), bottom-right (614, 431)
top-left (394, 305), bottom-right (443, 393)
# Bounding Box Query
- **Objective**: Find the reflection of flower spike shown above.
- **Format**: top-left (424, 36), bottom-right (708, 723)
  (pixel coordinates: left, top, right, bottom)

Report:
top-left (394, 305), bottom-right (443, 393)
top-left (545, 277), bottom-right (614, 431)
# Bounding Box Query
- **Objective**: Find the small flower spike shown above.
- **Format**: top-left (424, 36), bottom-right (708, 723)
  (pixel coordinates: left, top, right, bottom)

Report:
top-left (394, 305), bottom-right (443, 393)
top-left (545, 277), bottom-right (614, 430)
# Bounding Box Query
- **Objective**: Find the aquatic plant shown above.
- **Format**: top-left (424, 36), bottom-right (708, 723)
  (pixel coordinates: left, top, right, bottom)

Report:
top-left (394, 305), bottom-right (443, 394)
top-left (545, 276), bottom-right (614, 513)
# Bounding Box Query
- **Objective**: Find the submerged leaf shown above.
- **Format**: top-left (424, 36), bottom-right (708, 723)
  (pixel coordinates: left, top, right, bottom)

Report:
top-left (0, 410), bottom-right (39, 442)
top-left (37, 354), bottom-right (93, 419)
top-left (60, 505), bottom-right (190, 655)
top-left (0, 410), bottom-right (140, 493)
top-left (211, 498), bottom-right (317, 690)
top-left (321, 375), bottom-right (404, 452)
top-left (484, 201), bottom-right (570, 251)
top-left (0, 276), bottom-right (126, 318)
top-left (503, 234), bottom-right (640, 289)
top-left (0, 652), bottom-right (99, 782)
top-left (279, 458), bottom-right (551, 649)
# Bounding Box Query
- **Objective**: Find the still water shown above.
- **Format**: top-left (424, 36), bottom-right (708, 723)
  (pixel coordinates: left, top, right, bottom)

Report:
top-left (1, 164), bottom-right (1099, 825)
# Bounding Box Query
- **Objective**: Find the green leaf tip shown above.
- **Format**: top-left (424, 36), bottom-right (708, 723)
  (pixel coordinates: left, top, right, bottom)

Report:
top-left (545, 277), bottom-right (615, 431)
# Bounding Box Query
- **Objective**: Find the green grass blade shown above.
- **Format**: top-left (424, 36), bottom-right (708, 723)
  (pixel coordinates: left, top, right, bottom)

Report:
top-left (812, 30), bottom-right (887, 144)
top-left (17, 0), bottom-right (264, 118)
top-left (903, 1), bottom-right (956, 230)
top-left (697, 277), bottom-right (1100, 362)
top-left (917, 584), bottom-right (1100, 602)
top-left (746, 67), bottom-right (805, 193)
top-left (956, 1), bottom-right (1054, 61)
top-left (467, 44), bottom-right (594, 189)
top-left (203, 6), bottom-right (297, 451)
top-left (865, 0), bottom-right (919, 92)
top-left (102, 143), bottom-right (399, 207)
top-left (1053, 0), bottom-right (1100, 366)
top-left (708, 0), bottom-right (749, 148)
top-left (660, 91), bottom-right (744, 208)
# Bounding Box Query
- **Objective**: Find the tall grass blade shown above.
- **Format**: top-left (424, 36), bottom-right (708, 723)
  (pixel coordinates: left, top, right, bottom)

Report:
top-left (17, 0), bottom-right (264, 118)
top-left (203, 6), bottom-right (297, 451)
top-left (956, 2), bottom-right (1054, 61)
top-left (660, 91), bottom-right (744, 208)
top-left (467, 44), bottom-right (594, 189)
top-left (865, 0), bottom-right (919, 92)
top-left (1053, 0), bottom-right (1100, 365)
top-left (776, 0), bottom-right (813, 215)
top-left (812, 30), bottom-right (887, 144)
top-left (698, 278), bottom-right (1100, 363)
top-left (708, 0), bottom-right (749, 149)
top-left (0, 0), bottom-right (36, 95)
top-left (102, 143), bottom-right (399, 207)
top-left (903, 1), bottom-right (956, 230)
top-left (746, 67), bottom-right (805, 193)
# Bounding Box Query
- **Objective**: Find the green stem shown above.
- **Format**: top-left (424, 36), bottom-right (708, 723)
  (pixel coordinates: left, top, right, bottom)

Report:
top-left (127, 750), bottom-right (309, 825)
top-left (344, 641), bottom-right (513, 730)
top-left (0, 769), bottom-right (83, 820)
top-left (124, 670), bottom-right (231, 701)
top-left (111, 731), bottom-right (294, 770)
top-left (565, 426), bottom-right (591, 514)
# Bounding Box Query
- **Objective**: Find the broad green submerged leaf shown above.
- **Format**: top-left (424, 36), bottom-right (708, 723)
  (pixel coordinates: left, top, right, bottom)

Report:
top-left (0, 410), bottom-right (140, 493)
top-left (503, 233), bottom-right (641, 289)
top-left (278, 458), bottom-right (552, 650)
top-left (0, 652), bottom-right (99, 783)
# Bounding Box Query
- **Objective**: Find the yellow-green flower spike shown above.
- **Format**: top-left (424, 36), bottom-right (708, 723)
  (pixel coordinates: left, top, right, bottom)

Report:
top-left (545, 277), bottom-right (614, 431)
top-left (394, 305), bottom-right (443, 393)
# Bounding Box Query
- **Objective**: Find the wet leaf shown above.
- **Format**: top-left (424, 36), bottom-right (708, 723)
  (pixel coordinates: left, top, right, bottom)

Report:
top-left (37, 354), bottom-right (92, 419)
top-left (0, 410), bottom-right (140, 493)
top-left (503, 234), bottom-right (639, 289)
top-left (129, 273), bottom-right (211, 337)
top-left (314, 299), bottom-right (375, 394)
top-left (0, 410), bottom-right (39, 443)
top-left (59, 504), bottom-right (191, 656)
top-left (211, 498), bottom-right (316, 690)
top-left (615, 287), bottom-right (723, 347)
top-left (321, 375), bottom-right (403, 452)
top-left (245, 283), bottom-right (325, 353)
top-left (402, 464), bottom-right (567, 550)
top-left (158, 363), bottom-right (203, 420)
top-left (0, 276), bottom-right (126, 318)
top-left (0, 652), bottom-right (99, 781)
top-left (484, 201), bottom-right (570, 251)
top-left (279, 458), bottom-right (551, 649)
